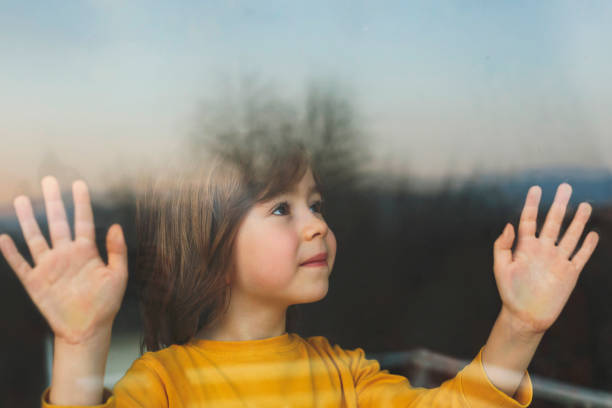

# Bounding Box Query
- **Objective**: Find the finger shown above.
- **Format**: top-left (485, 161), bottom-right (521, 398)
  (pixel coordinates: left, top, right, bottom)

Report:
top-left (106, 224), bottom-right (128, 275)
top-left (41, 176), bottom-right (72, 247)
top-left (0, 234), bottom-right (33, 282)
top-left (14, 195), bottom-right (50, 262)
top-left (558, 202), bottom-right (592, 258)
top-left (73, 180), bottom-right (96, 242)
top-left (494, 223), bottom-right (515, 271)
top-left (540, 183), bottom-right (572, 244)
top-left (571, 231), bottom-right (599, 272)
top-left (517, 186), bottom-right (541, 238)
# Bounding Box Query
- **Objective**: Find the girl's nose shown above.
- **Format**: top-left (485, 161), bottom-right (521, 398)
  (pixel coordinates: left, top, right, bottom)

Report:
top-left (302, 212), bottom-right (328, 241)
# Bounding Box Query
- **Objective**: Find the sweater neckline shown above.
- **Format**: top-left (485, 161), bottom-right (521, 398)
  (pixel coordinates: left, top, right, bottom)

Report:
top-left (188, 332), bottom-right (300, 354)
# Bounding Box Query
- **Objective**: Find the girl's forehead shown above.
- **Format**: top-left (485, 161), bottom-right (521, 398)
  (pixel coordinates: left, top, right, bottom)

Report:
top-left (256, 175), bottom-right (322, 205)
top-left (291, 168), bottom-right (318, 192)
top-left (289, 183), bottom-right (321, 197)
top-left (283, 168), bottom-right (320, 196)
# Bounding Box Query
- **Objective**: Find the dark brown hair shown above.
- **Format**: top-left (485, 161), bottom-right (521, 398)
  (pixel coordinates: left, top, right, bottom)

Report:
top-left (135, 136), bottom-right (318, 352)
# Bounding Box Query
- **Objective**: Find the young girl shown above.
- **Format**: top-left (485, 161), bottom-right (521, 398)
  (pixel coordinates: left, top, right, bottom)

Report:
top-left (0, 139), bottom-right (600, 407)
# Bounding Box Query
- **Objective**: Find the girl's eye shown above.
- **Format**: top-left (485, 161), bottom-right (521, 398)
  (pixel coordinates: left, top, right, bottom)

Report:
top-left (272, 202), bottom-right (290, 216)
top-left (310, 199), bottom-right (324, 214)
top-left (271, 200), bottom-right (324, 216)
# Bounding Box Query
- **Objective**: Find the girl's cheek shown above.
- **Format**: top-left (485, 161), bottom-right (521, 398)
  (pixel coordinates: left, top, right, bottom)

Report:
top-left (252, 230), bottom-right (299, 288)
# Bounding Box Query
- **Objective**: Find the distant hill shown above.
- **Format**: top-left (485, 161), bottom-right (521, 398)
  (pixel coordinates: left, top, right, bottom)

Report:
top-left (466, 167), bottom-right (612, 206)
top-left (1, 167), bottom-right (610, 235)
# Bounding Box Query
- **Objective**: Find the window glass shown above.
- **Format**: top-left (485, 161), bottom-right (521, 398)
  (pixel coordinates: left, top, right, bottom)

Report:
top-left (1, 2), bottom-right (611, 407)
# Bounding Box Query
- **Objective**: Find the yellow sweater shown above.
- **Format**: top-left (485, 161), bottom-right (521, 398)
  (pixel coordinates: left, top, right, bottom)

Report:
top-left (42, 333), bottom-right (532, 407)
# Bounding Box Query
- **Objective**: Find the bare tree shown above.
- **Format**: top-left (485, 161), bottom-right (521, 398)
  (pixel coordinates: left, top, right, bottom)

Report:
top-left (186, 76), bottom-right (368, 193)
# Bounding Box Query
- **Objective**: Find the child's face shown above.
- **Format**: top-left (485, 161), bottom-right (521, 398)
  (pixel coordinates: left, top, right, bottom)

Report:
top-left (230, 167), bottom-right (337, 307)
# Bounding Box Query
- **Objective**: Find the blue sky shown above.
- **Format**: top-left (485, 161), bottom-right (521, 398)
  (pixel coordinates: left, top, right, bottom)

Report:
top-left (1, 1), bottom-right (612, 202)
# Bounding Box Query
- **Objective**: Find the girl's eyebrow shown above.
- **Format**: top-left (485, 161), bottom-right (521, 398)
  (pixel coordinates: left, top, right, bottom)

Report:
top-left (308, 185), bottom-right (321, 196)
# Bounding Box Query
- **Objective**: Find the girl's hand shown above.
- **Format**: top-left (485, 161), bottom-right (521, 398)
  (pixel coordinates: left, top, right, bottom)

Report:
top-left (493, 183), bottom-right (599, 335)
top-left (0, 176), bottom-right (128, 345)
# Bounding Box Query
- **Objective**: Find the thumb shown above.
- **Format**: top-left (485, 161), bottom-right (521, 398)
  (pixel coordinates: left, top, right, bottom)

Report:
top-left (106, 224), bottom-right (128, 274)
top-left (493, 223), bottom-right (515, 271)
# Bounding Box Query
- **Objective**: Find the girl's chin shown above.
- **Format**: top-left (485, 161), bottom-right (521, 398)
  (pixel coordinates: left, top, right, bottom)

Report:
top-left (292, 284), bottom-right (329, 305)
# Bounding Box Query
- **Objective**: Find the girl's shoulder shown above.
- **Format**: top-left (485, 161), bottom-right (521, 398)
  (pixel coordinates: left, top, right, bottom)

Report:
top-left (303, 334), bottom-right (338, 351)
top-left (127, 342), bottom-right (204, 373)
top-left (302, 335), bottom-right (382, 380)
top-left (119, 342), bottom-right (219, 387)
top-left (303, 335), bottom-right (369, 362)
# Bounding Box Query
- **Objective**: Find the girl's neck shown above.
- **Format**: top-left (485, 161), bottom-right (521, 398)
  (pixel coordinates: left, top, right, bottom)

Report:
top-left (196, 297), bottom-right (288, 342)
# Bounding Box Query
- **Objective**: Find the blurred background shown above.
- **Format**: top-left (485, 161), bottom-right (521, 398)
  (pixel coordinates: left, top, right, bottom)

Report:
top-left (1, 1), bottom-right (612, 407)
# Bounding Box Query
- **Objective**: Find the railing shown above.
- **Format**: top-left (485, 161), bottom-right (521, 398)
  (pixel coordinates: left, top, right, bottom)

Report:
top-left (372, 348), bottom-right (612, 408)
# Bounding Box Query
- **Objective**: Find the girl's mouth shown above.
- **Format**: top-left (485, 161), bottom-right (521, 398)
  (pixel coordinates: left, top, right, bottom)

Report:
top-left (300, 252), bottom-right (328, 266)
